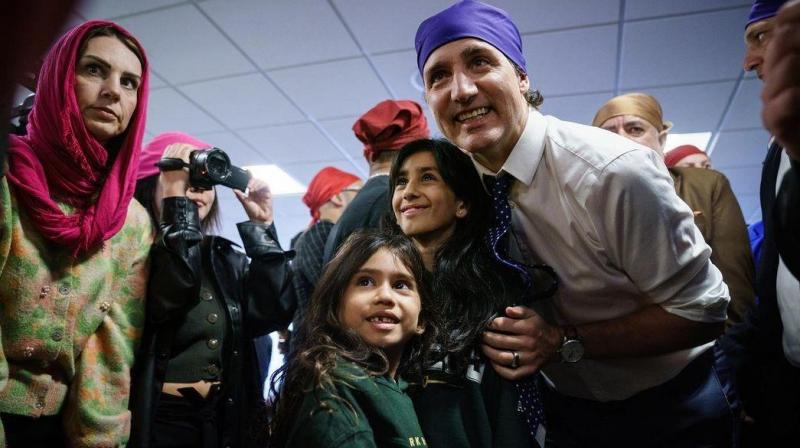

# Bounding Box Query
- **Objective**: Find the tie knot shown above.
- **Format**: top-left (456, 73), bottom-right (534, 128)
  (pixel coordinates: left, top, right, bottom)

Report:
top-left (484, 172), bottom-right (513, 200)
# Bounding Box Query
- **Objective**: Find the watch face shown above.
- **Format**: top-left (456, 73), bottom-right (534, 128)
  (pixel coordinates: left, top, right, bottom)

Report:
top-left (561, 339), bottom-right (584, 363)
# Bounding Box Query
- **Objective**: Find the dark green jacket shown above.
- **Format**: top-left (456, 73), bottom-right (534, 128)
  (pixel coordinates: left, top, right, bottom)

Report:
top-left (286, 361), bottom-right (427, 448)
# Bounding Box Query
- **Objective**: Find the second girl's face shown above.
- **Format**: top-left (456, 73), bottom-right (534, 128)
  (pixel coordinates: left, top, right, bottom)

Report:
top-left (74, 35), bottom-right (142, 144)
top-left (392, 151), bottom-right (467, 241)
top-left (338, 248), bottom-right (423, 360)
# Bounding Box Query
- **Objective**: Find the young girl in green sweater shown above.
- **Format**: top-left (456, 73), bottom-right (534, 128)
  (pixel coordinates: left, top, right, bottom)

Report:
top-left (268, 231), bottom-right (437, 447)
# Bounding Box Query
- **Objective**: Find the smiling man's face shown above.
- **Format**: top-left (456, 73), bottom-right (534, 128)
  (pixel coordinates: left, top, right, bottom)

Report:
top-left (423, 38), bottom-right (530, 171)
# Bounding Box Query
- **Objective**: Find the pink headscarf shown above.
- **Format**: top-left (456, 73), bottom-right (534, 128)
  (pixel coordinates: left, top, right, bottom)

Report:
top-left (6, 20), bottom-right (150, 256)
top-left (137, 132), bottom-right (212, 180)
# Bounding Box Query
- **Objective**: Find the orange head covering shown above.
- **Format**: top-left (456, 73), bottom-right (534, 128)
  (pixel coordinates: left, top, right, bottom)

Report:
top-left (592, 92), bottom-right (673, 132)
top-left (664, 145), bottom-right (706, 167)
top-left (302, 167), bottom-right (360, 225)
top-left (353, 100), bottom-right (430, 162)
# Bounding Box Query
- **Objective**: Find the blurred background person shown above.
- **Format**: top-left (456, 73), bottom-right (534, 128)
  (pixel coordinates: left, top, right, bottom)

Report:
top-left (130, 132), bottom-right (293, 448)
top-left (0, 21), bottom-right (151, 446)
top-left (290, 166), bottom-right (361, 344)
top-left (321, 99), bottom-right (430, 268)
top-left (666, 144), bottom-right (712, 169)
top-left (594, 92), bottom-right (755, 328)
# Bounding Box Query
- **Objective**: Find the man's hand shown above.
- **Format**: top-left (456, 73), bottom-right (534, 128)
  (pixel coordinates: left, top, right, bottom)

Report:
top-left (481, 306), bottom-right (562, 381)
top-left (235, 177), bottom-right (274, 225)
top-left (762, 0), bottom-right (800, 159)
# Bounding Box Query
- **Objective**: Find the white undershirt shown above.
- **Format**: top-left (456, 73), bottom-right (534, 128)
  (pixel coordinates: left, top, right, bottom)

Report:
top-left (775, 151), bottom-right (800, 367)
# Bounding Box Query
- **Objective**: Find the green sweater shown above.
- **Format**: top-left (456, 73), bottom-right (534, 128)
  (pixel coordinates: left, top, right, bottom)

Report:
top-left (286, 360), bottom-right (427, 447)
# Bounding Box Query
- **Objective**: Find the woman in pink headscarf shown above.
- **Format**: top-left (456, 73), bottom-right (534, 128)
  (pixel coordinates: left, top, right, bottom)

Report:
top-left (0, 21), bottom-right (152, 446)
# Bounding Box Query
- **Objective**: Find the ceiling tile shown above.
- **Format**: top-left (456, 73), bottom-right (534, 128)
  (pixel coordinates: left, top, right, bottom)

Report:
top-left (76, 0), bottom-right (185, 19)
top-left (371, 50), bottom-right (428, 104)
top-left (149, 72), bottom-right (167, 89)
top-left (269, 58), bottom-right (391, 119)
top-left (540, 92), bottom-right (614, 125)
top-left (336, 0), bottom-right (620, 55)
top-left (117, 4), bottom-right (256, 84)
top-left (280, 159), bottom-right (367, 185)
top-left (497, 0), bottom-right (620, 33)
top-left (179, 74), bottom-right (305, 129)
top-left (710, 128), bottom-right (770, 168)
top-left (200, 0), bottom-right (360, 70)
top-left (333, 0), bottom-right (455, 54)
top-left (193, 130), bottom-right (267, 165)
top-left (724, 78), bottom-right (763, 131)
top-left (625, 1), bottom-right (750, 20)
top-left (238, 123), bottom-right (344, 165)
top-left (318, 116), bottom-right (364, 160)
top-left (718, 165), bottom-right (762, 197)
top-left (632, 81), bottom-right (736, 133)
top-left (523, 25), bottom-right (617, 96)
top-left (620, 9), bottom-right (745, 88)
top-left (145, 88), bottom-right (224, 135)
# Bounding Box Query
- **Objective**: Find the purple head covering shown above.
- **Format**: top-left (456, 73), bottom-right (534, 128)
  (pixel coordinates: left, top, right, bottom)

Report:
top-left (415, 0), bottom-right (526, 75)
top-left (747, 0), bottom-right (788, 28)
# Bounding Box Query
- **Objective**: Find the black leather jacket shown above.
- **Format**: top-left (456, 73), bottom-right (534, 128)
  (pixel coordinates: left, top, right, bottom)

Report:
top-left (129, 197), bottom-right (294, 448)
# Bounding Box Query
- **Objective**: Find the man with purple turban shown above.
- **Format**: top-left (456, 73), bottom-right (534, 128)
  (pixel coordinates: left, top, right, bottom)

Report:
top-left (415, 1), bottom-right (733, 446)
top-left (730, 0), bottom-right (800, 444)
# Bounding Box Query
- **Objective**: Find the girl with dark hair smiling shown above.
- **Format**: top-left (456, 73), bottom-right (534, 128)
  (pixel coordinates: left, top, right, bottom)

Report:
top-left (389, 139), bottom-right (535, 447)
top-left (268, 231), bottom-right (437, 448)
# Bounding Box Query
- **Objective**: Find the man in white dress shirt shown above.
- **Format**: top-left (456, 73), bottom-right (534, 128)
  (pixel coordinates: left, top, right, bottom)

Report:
top-left (415, 1), bottom-right (734, 445)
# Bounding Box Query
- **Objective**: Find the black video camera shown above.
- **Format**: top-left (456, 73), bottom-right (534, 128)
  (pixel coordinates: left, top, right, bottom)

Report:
top-left (156, 147), bottom-right (251, 192)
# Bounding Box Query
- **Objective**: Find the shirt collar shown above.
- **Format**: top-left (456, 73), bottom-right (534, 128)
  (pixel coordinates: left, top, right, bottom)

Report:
top-left (469, 108), bottom-right (547, 187)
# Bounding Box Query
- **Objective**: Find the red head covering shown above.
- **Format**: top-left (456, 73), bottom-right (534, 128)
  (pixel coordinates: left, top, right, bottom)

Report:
top-left (664, 145), bottom-right (706, 167)
top-left (353, 100), bottom-right (430, 162)
top-left (302, 167), bottom-right (360, 226)
top-left (138, 132), bottom-right (212, 180)
top-left (5, 20), bottom-right (149, 256)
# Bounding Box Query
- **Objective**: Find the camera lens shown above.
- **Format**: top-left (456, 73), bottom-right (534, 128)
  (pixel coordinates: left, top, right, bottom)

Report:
top-left (205, 151), bottom-right (229, 179)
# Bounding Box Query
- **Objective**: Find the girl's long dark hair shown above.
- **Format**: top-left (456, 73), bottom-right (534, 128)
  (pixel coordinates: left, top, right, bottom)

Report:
top-left (388, 138), bottom-right (517, 375)
top-left (267, 231), bottom-right (438, 447)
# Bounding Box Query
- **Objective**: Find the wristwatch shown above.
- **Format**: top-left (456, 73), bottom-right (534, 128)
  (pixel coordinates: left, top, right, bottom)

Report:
top-left (559, 325), bottom-right (584, 363)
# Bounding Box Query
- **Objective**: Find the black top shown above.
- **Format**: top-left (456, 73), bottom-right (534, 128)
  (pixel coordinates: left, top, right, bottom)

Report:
top-left (129, 197), bottom-right (295, 448)
top-left (321, 175), bottom-right (391, 271)
top-left (292, 219), bottom-right (334, 324)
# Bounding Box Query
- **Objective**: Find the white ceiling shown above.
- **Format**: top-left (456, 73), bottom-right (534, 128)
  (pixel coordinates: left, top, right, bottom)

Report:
top-left (62, 0), bottom-right (767, 245)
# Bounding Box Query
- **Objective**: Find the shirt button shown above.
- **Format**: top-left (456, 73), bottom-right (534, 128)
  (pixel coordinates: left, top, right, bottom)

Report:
top-left (207, 338), bottom-right (219, 350)
top-left (51, 329), bottom-right (64, 342)
top-left (232, 350), bottom-right (239, 357)
top-left (206, 364), bottom-right (220, 376)
top-left (207, 313), bottom-right (218, 324)
top-left (99, 301), bottom-right (111, 312)
top-left (226, 397), bottom-right (234, 406)
top-left (58, 285), bottom-right (70, 295)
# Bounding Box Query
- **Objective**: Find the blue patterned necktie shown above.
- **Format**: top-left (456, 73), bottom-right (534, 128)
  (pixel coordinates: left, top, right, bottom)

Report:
top-left (485, 173), bottom-right (547, 446)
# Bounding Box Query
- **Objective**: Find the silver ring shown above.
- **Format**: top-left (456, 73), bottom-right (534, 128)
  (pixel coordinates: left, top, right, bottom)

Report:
top-left (510, 351), bottom-right (520, 369)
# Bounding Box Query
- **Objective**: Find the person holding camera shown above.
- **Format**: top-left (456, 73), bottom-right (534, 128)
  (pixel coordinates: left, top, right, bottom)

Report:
top-left (129, 132), bottom-right (294, 448)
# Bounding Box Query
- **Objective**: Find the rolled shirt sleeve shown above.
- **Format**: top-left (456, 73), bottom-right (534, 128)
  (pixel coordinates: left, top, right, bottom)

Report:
top-left (589, 149), bottom-right (730, 323)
